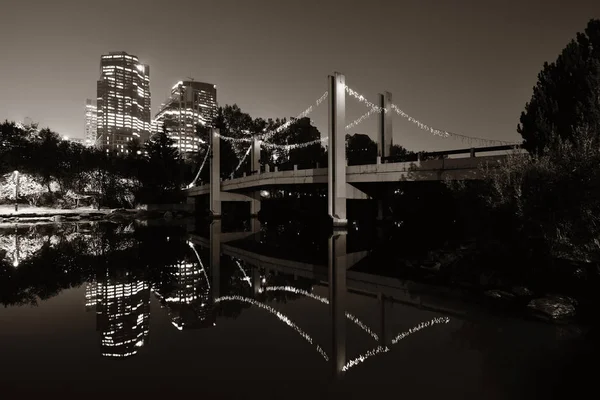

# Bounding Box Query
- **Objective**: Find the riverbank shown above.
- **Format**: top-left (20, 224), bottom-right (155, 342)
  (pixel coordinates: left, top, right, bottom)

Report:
top-left (0, 205), bottom-right (193, 225)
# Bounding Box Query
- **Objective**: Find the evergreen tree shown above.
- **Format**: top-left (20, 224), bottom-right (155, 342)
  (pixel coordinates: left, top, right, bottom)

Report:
top-left (518, 19), bottom-right (600, 155)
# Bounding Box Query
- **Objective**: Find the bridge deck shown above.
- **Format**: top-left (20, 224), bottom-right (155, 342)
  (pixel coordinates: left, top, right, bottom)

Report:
top-left (185, 155), bottom-right (506, 196)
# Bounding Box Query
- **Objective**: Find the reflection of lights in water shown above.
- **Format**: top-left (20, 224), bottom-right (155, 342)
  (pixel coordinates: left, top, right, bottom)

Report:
top-left (215, 295), bottom-right (328, 361)
top-left (342, 345), bottom-right (390, 372)
top-left (391, 316), bottom-right (450, 344)
top-left (234, 260), bottom-right (252, 287)
top-left (265, 286), bottom-right (379, 340)
top-left (187, 241), bottom-right (210, 290)
top-left (342, 316), bottom-right (451, 372)
top-left (0, 234), bottom-right (46, 266)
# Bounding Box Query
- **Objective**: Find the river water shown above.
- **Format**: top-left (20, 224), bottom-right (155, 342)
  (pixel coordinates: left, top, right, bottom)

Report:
top-left (0, 219), bottom-right (596, 399)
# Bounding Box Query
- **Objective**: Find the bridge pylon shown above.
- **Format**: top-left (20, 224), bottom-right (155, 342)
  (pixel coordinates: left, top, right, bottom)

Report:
top-left (210, 128), bottom-right (221, 218)
top-left (377, 91), bottom-right (393, 162)
top-left (251, 136), bottom-right (261, 175)
top-left (328, 72), bottom-right (347, 227)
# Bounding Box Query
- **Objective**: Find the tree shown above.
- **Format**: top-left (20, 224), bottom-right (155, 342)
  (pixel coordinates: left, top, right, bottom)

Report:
top-left (139, 128), bottom-right (184, 202)
top-left (285, 118), bottom-right (325, 168)
top-left (214, 104), bottom-right (253, 159)
top-left (30, 128), bottom-right (61, 192)
top-left (346, 133), bottom-right (377, 165)
top-left (518, 19), bottom-right (600, 155)
top-left (390, 144), bottom-right (417, 161)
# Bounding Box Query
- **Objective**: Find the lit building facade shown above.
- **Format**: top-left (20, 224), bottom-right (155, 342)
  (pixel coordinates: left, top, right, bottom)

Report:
top-left (154, 80), bottom-right (217, 157)
top-left (84, 99), bottom-right (97, 147)
top-left (85, 277), bottom-right (150, 358)
top-left (96, 51), bottom-right (151, 153)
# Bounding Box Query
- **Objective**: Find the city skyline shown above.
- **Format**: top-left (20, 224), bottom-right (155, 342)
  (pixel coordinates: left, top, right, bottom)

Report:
top-left (0, 0), bottom-right (598, 152)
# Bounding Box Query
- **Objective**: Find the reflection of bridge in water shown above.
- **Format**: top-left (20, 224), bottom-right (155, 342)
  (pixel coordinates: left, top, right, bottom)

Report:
top-left (82, 219), bottom-right (457, 376)
top-left (187, 220), bottom-right (461, 378)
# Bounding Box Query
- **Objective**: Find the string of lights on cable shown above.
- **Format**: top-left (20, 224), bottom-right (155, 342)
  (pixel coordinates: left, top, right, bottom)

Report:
top-left (229, 144), bottom-right (253, 178)
top-left (390, 104), bottom-right (520, 146)
top-left (215, 91), bottom-right (329, 144)
top-left (187, 145), bottom-right (210, 188)
top-left (345, 106), bottom-right (380, 131)
top-left (260, 137), bottom-right (327, 150)
top-left (344, 85), bottom-right (386, 113)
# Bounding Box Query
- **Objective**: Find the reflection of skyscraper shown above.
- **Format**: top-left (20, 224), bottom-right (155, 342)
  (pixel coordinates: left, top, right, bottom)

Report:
top-left (85, 277), bottom-right (150, 358)
top-left (154, 260), bottom-right (215, 330)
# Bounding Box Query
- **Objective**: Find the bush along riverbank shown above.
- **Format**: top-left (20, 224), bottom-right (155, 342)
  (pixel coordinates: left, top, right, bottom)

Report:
top-left (366, 235), bottom-right (600, 328)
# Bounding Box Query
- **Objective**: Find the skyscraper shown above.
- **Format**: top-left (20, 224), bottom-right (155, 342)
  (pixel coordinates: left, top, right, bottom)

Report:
top-left (96, 51), bottom-right (151, 153)
top-left (154, 80), bottom-right (217, 157)
top-left (84, 99), bottom-right (97, 147)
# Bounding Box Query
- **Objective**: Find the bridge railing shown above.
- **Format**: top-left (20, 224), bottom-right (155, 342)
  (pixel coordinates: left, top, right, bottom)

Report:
top-left (381, 144), bottom-right (524, 164)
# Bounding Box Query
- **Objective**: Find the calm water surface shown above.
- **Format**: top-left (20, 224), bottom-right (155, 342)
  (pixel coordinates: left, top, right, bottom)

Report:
top-left (0, 220), bottom-right (595, 399)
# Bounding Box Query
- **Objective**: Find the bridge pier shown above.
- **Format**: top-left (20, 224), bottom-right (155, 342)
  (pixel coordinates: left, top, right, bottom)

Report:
top-left (378, 293), bottom-right (392, 346)
top-left (210, 128), bottom-right (221, 219)
top-left (377, 91), bottom-right (393, 160)
top-left (210, 220), bottom-right (221, 301)
top-left (329, 232), bottom-right (347, 378)
top-left (252, 267), bottom-right (262, 297)
top-left (328, 72), bottom-right (347, 227)
top-left (249, 191), bottom-right (261, 217)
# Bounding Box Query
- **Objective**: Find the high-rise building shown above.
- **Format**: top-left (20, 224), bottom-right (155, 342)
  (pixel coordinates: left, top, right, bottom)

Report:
top-left (96, 51), bottom-right (151, 153)
top-left (85, 278), bottom-right (151, 358)
top-left (84, 99), bottom-right (97, 147)
top-left (154, 80), bottom-right (217, 156)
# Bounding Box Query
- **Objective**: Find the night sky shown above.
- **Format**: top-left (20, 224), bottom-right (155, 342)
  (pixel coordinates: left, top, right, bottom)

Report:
top-left (0, 0), bottom-right (598, 151)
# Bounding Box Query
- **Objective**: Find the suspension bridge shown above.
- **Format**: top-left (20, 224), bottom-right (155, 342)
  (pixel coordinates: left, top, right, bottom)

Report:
top-left (184, 72), bottom-right (523, 226)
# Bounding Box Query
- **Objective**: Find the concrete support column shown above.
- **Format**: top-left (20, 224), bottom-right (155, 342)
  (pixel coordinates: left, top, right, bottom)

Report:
top-left (210, 220), bottom-right (221, 301)
top-left (377, 92), bottom-right (393, 160)
top-left (252, 137), bottom-right (261, 174)
top-left (265, 164), bottom-right (270, 173)
top-left (378, 293), bottom-right (391, 346)
top-left (186, 196), bottom-right (197, 213)
top-left (252, 267), bottom-right (262, 297)
top-left (376, 199), bottom-right (384, 221)
top-left (210, 128), bottom-right (221, 218)
top-left (329, 233), bottom-right (347, 379)
top-left (250, 191), bottom-right (261, 217)
top-left (250, 217), bottom-right (261, 234)
top-left (328, 72), bottom-right (347, 227)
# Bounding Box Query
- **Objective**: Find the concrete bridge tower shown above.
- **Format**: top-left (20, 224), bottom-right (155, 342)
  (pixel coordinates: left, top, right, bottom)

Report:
top-left (328, 72), bottom-right (347, 228)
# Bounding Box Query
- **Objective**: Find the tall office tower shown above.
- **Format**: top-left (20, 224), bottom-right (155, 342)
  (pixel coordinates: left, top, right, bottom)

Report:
top-left (96, 51), bottom-right (151, 153)
top-left (154, 80), bottom-right (217, 157)
top-left (84, 99), bottom-right (97, 147)
top-left (85, 277), bottom-right (151, 358)
top-left (153, 257), bottom-right (215, 331)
